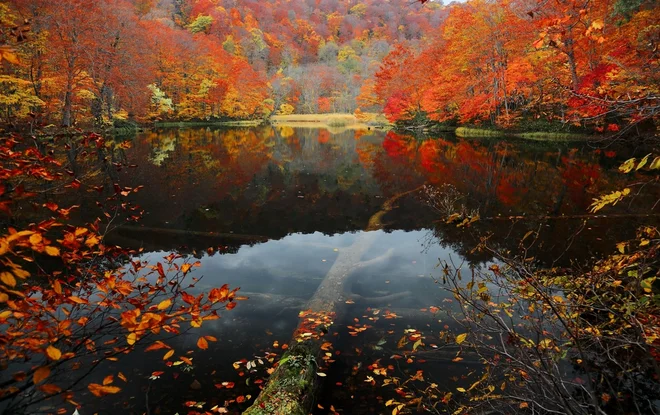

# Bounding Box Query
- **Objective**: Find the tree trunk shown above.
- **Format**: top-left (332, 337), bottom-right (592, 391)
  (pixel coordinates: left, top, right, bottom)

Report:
top-left (564, 38), bottom-right (580, 91)
top-left (62, 57), bottom-right (75, 127)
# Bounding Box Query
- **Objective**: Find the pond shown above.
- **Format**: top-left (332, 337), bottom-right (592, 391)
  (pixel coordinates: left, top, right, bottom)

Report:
top-left (25, 126), bottom-right (657, 414)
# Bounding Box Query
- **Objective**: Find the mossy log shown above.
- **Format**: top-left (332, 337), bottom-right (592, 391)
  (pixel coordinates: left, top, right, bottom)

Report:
top-left (244, 187), bottom-right (423, 414)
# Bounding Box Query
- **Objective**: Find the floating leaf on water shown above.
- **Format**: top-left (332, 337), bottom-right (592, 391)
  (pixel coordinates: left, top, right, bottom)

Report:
top-left (455, 333), bottom-right (468, 345)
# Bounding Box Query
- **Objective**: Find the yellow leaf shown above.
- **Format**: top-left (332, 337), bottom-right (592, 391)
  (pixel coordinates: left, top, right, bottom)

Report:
top-left (538, 339), bottom-right (552, 349)
top-left (29, 233), bottom-right (43, 245)
top-left (455, 333), bottom-right (468, 345)
top-left (0, 271), bottom-right (16, 288)
top-left (649, 156), bottom-right (660, 170)
top-left (6, 230), bottom-right (33, 243)
top-left (637, 153), bottom-right (651, 170)
top-left (163, 349), bottom-right (175, 360)
top-left (616, 242), bottom-right (627, 254)
top-left (157, 299), bottom-right (172, 310)
top-left (34, 367), bottom-right (51, 384)
top-left (46, 345), bottom-right (62, 361)
top-left (11, 267), bottom-right (29, 279)
top-left (85, 235), bottom-right (100, 248)
top-left (456, 387), bottom-right (466, 392)
top-left (591, 20), bottom-right (604, 30)
top-left (126, 332), bottom-right (137, 346)
top-left (316, 372), bottom-right (327, 377)
top-left (619, 158), bottom-right (636, 173)
top-left (44, 246), bottom-right (60, 256)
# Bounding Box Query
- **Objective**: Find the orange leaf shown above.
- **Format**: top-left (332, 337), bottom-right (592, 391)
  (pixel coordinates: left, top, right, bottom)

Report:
top-left (46, 345), bottom-right (62, 361)
top-left (38, 383), bottom-right (62, 395)
top-left (88, 383), bottom-right (121, 397)
top-left (0, 46), bottom-right (20, 64)
top-left (103, 375), bottom-right (114, 385)
top-left (144, 341), bottom-right (169, 352)
top-left (33, 367), bottom-right (51, 384)
top-left (118, 372), bottom-right (127, 382)
top-left (0, 271), bottom-right (16, 288)
top-left (532, 38), bottom-right (544, 49)
top-left (181, 263), bottom-right (192, 274)
top-left (68, 296), bottom-right (88, 305)
top-left (197, 337), bottom-right (209, 350)
top-left (156, 262), bottom-right (165, 278)
top-left (53, 280), bottom-right (63, 295)
top-left (157, 299), bottom-right (172, 310)
top-left (163, 349), bottom-right (175, 360)
top-left (205, 335), bottom-right (217, 342)
top-left (208, 284), bottom-right (230, 303)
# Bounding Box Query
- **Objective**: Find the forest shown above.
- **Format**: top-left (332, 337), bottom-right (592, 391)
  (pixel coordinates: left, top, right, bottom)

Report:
top-left (0, 1), bottom-right (659, 415)
top-left (0, 0), bottom-right (656, 135)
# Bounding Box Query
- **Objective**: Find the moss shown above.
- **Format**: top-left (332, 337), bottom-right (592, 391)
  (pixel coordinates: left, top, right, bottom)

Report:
top-left (243, 345), bottom-right (319, 415)
top-left (515, 131), bottom-right (589, 141)
top-left (455, 127), bottom-right (506, 138)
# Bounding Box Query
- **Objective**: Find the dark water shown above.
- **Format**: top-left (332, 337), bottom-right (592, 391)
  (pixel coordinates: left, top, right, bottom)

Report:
top-left (30, 126), bottom-right (658, 414)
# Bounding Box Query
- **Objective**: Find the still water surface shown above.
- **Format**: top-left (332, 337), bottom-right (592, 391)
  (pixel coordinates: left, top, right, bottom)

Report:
top-left (65, 126), bottom-right (653, 414)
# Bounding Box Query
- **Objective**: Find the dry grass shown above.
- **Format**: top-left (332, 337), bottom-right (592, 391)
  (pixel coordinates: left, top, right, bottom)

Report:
top-left (270, 113), bottom-right (391, 132)
top-left (271, 113), bottom-right (356, 125)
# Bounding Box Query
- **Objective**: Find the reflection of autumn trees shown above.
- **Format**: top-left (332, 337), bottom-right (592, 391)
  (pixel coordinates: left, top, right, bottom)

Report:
top-left (356, 131), bottom-right (647, 266)
top-left (369, 131), bottom-right (617, 216)
top-left (118, 128), bottom-right (640, 260)
top-left (17, 128), bottom-right (651, 267)
top-left (116, 128), bottom-right (389, 240)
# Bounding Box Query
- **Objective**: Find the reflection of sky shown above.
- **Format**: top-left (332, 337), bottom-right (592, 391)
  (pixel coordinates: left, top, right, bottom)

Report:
top-left (139, 229), bottom-right (461, 305)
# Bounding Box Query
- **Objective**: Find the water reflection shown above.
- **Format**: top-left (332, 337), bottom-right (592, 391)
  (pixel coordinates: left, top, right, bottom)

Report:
top-left (110, 127), bottom-right (649, 266)
top-left (47, 126), bottom-right (655, 414)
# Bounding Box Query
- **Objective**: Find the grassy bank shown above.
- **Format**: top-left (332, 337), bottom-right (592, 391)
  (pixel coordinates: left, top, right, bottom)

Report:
top-left (153, 119), bottom-right (264, 128)
top-left (454, 126), bottom-right (590, 141)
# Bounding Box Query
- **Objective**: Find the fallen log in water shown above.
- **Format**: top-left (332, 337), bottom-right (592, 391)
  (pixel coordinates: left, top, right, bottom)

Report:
top-left (243, 186), bottom-right (424, 415)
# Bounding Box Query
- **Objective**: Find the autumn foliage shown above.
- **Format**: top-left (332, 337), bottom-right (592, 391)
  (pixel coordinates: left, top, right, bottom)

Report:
top-left (374, 0), bottom-right (658, 134)
top-left (0, 133), bottom-right (238, 413)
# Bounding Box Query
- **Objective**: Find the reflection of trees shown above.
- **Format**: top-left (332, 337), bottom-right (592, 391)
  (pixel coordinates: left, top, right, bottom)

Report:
top-left (355, 131), bottom-right (651, 267)
top-left (370, 132), bottom-right (617, 217)
top-left (30, 128), bottom-right (651, 268)
top-left (116, 127), bottom-right (401, 241)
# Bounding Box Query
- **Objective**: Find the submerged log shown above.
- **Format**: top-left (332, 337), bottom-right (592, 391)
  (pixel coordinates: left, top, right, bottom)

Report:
top-left (244, 186), bottom-right (424, 415)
